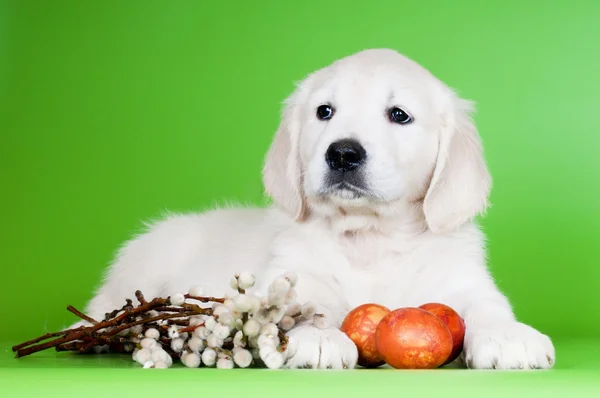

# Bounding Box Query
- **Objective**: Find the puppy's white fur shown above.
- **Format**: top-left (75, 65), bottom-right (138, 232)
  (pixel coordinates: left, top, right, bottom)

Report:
top-left (79, 49), bottom-right (554, 370)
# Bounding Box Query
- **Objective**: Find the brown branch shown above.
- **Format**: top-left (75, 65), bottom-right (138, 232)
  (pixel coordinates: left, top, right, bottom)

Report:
top-left (155, 302), bottom-right (207, 313)
top-left (167, 319), bottom-right (190, 326)
top-left (103, 312), bottom-right (203, 339)
top-left (56, 339), bottom-right (130, 354)
top-left (55, 341), bottom-right (87, 352)
top-left (104, 299), bottom-right (134, 321)
top-left (16, 330), bottom-right (93, 358)
top-left (11, 327), bottom-right (86, 352)
top-left (152, 307), bottom-right (189, 313)
top-left (135, 291), bottom-right (148, 305)
top-left (67, 305), bottom-right (98, 325)
top-left (13, 290), bottom-right (223, 358)
top-left (79, 312), bottom-right (203, 353)
top-left (184, 294), bottom-right (225, 304)
top-left (15, 295), bottom-right (167, 357)
top-left (178, 323), bottom-right (203, 334)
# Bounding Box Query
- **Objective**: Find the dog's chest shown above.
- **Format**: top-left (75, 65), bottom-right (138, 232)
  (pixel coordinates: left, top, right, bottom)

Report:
top-left (335, 234), bottom-right (425, 308)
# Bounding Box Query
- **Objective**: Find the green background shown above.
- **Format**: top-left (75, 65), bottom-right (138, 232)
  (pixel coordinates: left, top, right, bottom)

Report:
top-left (1, 1), bottom-right (599, 396)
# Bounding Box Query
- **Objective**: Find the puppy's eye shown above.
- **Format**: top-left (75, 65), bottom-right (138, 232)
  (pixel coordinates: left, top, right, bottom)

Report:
top-left (316, 104), bottom-right (334, 120)
top-left (389, 107), bottom-right (413, 125)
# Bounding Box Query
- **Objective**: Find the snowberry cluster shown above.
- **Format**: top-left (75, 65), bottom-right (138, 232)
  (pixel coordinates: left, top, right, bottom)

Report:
top-left (132, 271), bottom-right (320, 369)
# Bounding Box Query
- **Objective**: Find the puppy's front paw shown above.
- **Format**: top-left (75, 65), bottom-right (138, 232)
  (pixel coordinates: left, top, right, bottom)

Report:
top-left (465, 322), bottom-right (555, 370)
top-left (284, 325), bottom-right (358, 369)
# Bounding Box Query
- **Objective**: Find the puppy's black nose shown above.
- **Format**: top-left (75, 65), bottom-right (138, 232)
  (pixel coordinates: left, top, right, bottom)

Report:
top-left (325, 139), bottom-right (366, 172)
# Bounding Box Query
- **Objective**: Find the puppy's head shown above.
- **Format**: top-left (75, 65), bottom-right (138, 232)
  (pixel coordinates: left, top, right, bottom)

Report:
top-left (263, 49), bottom-right (491, 233)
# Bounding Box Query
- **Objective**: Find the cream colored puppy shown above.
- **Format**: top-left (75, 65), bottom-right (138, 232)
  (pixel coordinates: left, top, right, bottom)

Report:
top-left (80, 49), bottom-right (555, 370)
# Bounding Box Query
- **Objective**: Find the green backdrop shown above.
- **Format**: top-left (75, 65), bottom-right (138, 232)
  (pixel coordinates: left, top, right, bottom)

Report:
top-left (1, 0), bottom-right (599, 347)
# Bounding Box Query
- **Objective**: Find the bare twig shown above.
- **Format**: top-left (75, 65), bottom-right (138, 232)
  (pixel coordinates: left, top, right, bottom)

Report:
top-left (135, 291), bottom-right (148, 305)
top-left (11, 327), bottom-right (85, 352)
top-left (67, 305), bottom-right (98, 325)
top-left (185, 294), bottom-right (225, 304)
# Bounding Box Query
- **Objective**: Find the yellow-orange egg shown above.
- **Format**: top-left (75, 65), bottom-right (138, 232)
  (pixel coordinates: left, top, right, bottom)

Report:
top-left (340, 303), bottom-right (391, 368)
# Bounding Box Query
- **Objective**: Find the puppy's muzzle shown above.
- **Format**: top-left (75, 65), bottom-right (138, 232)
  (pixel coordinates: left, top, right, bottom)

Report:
top-left (325, 139), bottom-right (366, 172)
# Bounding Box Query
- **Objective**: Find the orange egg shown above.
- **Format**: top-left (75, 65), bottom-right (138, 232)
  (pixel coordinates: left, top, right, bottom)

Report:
top-left (419, 303), bottom-right (466, 365)
top-left (340, 303), bottom-right (391, 368)
top-left (375, 307), bottom-right (453, 369)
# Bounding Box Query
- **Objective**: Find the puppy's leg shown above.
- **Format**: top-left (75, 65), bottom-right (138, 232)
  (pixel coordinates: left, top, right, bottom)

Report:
top-left (70, 217), bottom-right (195, 329)
top-left (259, 266), bottom-right (358, 369)
top-left (444, 290), bottom-right (555, 370)
top-left (69, 238), bottom-right (166, 330)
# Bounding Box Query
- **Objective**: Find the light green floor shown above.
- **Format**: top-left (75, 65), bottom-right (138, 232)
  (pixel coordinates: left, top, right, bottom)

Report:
top-left (2, 339), bottom-right (599, 398)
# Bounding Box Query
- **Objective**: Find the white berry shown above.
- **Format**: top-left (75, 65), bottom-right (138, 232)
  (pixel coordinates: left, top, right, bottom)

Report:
top-left (206, 334), bottom-right (224, 348)
top-left (301, 302), bottom-right (317, 319)
top-left (134, 348), bottom-right (152, 364)
top-left (278, 315), bottom-right (295, 331)
top-left (151, 347), bottom-right (171, 365)
top-left (257, 333), bottom-right (279, 349)
top-left (202, 348), bottom-right (217, 366)
top-left (213, 305), bottom-right (229, 317)
top-left (216, 356), bottom-right (234, 369)
top-left (223, 299), bottom-right (235, 312)
top-left (269, 276), bottom-right (291, 296)
top-left (170, 293), bottom-right (185, 306)
top-left (233, 330), bottom-right (245, 347)
top-left (243, 319), bottom-right (261, 338)
top-left (140, 338), bottom-right (157, 349)
top-left (284, 288), bottom-right (297, 305)
top-left (218, 312), bottom-right (235, 328)
top-left (237, 272), bottom-right (256, 290)
top-left (260, 323), bottom-right (278, 337)
top-left (188, 285), bottom-right (204, 297)
top-left (262, 350), bottom-right (284, 369)
top-left (285, 303), bottom-right (302, 317)
top-left (170, 338), bottom-right (184, 353)
top-left (167, 325), bottom-right (180, 339)
top-left (187, 337), bottom-right (205, 353)
top-left (144, 328), bottom-right (160, 340)
top-left (181, 352), bottom-right (201, 368)
top-left (233, 294), bottom-right (253, 312)
top-left (233, 348), bottom-right (253, 368)
top-left (230, 276), bottom-right (239, 291)
top-left (268, 307), bottom-right (285, 324)
top-left (193, 326), bottom-right (209, 340)
top-left (213, 323), bottom-right (231, 340)
top-left (204, 316), bottom-right (217, 331)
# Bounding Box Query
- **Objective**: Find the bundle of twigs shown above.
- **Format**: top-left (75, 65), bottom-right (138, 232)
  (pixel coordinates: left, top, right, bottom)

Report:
top-left (12, 290), bottom-right (220, 359)
top-left (12, 272), bottom-right (320, 369)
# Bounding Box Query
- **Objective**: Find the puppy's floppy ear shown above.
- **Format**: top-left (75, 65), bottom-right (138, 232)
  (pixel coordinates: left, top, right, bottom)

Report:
top-left (423, 94), bottom-right (492, 233)
top-left (262, 88), bottom-right (308, 221)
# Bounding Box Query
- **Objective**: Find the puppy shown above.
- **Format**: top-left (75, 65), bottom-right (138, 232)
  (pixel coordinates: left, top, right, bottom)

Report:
top-left (79, 49), bottom-right (555, 370)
